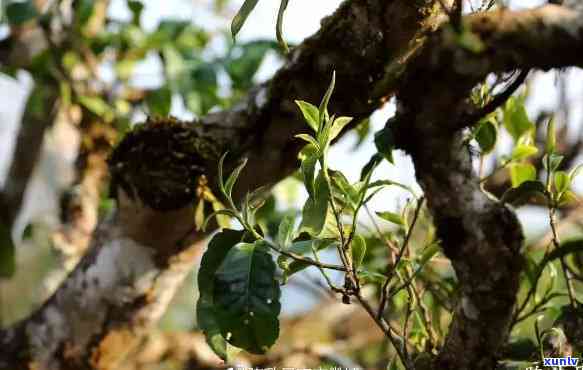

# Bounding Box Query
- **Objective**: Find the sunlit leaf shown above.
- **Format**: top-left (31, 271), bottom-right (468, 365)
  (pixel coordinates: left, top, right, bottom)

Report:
top-left (503, 97), bottom-right (534, 141)
top-left (295, 100), bottom-right (320, 132)
top-left (510, 163), bottom-right (536, 188)
top-left (554, 171), bottom-right (570, 194)
top-left (376, 211), bottom-right (404, 226)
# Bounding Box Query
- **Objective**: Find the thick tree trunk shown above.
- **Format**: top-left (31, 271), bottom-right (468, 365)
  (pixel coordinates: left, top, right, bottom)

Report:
top-left (1, 2), bottom-right (583, 369)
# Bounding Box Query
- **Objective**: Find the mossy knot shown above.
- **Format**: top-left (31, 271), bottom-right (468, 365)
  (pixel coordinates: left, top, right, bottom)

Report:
top-left (108, 117), bottom-right (207, 211)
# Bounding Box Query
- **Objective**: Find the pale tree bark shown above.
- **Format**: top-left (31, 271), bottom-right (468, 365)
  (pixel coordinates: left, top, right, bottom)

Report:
top-left (0, 2), bottom-right (582, 370)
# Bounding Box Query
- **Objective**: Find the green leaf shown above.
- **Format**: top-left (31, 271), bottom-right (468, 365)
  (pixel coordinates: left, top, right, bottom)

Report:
top-left (543, 153), bottom-right (564, 173)
top-left (295, 134), bottom-right (320, 149)
top-left (145, 86), bottom-right (172, 116)
top-left (376, 211), bottom-right (404, 226)
top-left (0, 223), bottom-right (15, 278)
top-left (358, 270), bottom-right (387, 285)
top-left (538, 238), bottom-right (583, 275)
top-left (299, 171), bottom-right (330, 237)
top-left (374, 126), bottom-right (394, 164)
top-left (474, 118), bottom-right (497, 154)
top-left (202, 209), bottom-right (237, 231)
top-left (299, 145), bottom-right (319, 198)
top-left (5, 1), bottom-right (38, 25)
top-left (510, 163), bottom-right (536, 188)
top-left (127, 0), bottom-right (144, 24)
top-left (500, 180), bottom-right (546, 206)
top-left (554, 171), bottom-right (570, 194)
top-left (75, 0), bottom-right (95, 26)
top-left (418, 243), bottom-right (440, 266)
top-left (224, 158), bottom-right (248, 198)
top-left (503, 97), bottom-right (534, 141)
top-left (231, 0), bottom-right (260, 40)
top-left (197, 229), bottom-right (245, 360)
top-left (295, 100), bottom-right (319, 132)
top-left (360, 153), bottom-right (383, 181)
top-left (78, 95), bottom-right (112, 118)
top-left (214, 240), bottom-right (281, 354)
top-left (276, 0), bottom-right (289, 52)
top-left (330, 170), bottom-right (359, 209)
top-left (276, 214), bottom-right (295, 249)
top-left (225, 40), bottom-right (277, 90)
top-left (319, 71), bottom-right (336, 127)
top-left (511, 144), bottom-right (538, 161)
top-left (329, 116), bottom-right (353, 142)
top-left (546, 117), bottom-right (556, 153)
top-left (351, 235), bottom-right (366, 270)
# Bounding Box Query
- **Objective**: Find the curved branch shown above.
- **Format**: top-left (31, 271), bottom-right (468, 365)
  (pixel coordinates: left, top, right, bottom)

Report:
top-left (0, 1), bottom-right (443, 368)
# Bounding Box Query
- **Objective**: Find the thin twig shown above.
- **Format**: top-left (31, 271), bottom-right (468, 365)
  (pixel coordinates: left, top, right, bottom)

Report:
top-left (378, 198), bottom-right (425, 318)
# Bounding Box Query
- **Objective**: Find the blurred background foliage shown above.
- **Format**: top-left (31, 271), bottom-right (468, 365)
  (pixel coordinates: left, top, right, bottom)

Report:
top-left (0, 0), bottom-right (583, 369)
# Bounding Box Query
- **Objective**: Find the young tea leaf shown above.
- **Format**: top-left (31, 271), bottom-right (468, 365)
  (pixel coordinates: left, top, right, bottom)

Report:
top-left (329, 116), bottom-right (353, 142)
top-left (554, 171), bottom-right (570, 194)
top-left (503, 96), bottom-right (534, 141)
top-left (511, 144), bottom-right (538, 161)
top-left (351, 235), bottom-right (367, 270)
top-left (224, 158), bottom-right (248, 198)
top-left (319, 72), bottom-right (336, 127)
top-left (299, 171), bottom-right (330, 237)
top-left (543, 153), bottom-right (564, 173)
top-left (295, 100), bottom-right (320, 132)
top-left (376, 211), bottom-right (404, 226)
top-left (510, 163), bottom-right (536, 188)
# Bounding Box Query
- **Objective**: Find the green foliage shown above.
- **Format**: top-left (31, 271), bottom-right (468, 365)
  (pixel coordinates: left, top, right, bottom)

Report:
top-left (197, 229), bottom-right (245, 360)
top-left (145, 87), bottom-right (172, 116)
top-left (213, 241), bottom-right (281, 354)
top-left (474, 118), bottom-right (497, 154)
top-left (199, 73), bottom-right (435, 366)
top-left (5, 1), bottom-right (38, 25)
top-left (230, 0), bottom-right (290, 51)
top-left (503, 96), bottom-right (534, 142)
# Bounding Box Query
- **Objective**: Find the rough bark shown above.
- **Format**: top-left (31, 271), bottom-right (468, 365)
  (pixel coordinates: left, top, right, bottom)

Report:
top-left (388, 4), bottom-right (583, 369)
top-left (0, 1), bottom-right (442, 368)
top-left (1, 2), bottom-right (583, 370)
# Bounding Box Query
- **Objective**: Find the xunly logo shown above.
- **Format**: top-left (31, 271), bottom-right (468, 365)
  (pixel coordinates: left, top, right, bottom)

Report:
top-left (544, 357), bottom-right (579, 367)
top-left (526, 356), bottom-right (583, 369)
